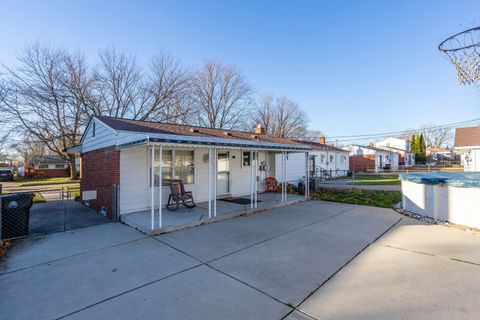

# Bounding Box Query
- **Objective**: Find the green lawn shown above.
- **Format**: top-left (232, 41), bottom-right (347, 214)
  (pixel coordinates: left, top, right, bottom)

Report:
top-left (16, 177), bottom-right (79, 186)
top-left (311, 188), bottom-right (402, 208)
top-left (347, 174), bottom-right (400, 185)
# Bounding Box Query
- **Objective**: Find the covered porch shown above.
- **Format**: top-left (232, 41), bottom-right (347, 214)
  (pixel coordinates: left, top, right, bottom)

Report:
top-left (121, 192), bottom-right (305, 234)
top-left (117, 135), bottom-right (311, 234)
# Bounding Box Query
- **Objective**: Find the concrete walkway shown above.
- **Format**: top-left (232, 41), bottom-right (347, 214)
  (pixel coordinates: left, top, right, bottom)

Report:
top-left (0, 201), bottom-right (478, 319)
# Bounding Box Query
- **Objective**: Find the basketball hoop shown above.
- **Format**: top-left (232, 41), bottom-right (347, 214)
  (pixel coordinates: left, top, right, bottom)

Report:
top-left (438, 26), bottom-right (480, 85)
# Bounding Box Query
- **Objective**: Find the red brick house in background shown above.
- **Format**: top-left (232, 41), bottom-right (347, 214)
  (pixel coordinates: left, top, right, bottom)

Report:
top-left (31, 156), bottom-right (70, 178)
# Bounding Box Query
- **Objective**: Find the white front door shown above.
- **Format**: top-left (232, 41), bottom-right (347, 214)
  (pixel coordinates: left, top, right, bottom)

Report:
top-left (217, 152), bottom-right (230, 195)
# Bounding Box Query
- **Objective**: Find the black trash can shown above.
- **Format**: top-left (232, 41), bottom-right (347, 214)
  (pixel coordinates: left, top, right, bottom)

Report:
top-left (1, 193), bottom-right (34, 239)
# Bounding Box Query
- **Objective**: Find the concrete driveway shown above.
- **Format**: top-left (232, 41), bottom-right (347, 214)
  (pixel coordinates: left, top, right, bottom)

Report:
top-left (1, 201), bottom-right (479, 320)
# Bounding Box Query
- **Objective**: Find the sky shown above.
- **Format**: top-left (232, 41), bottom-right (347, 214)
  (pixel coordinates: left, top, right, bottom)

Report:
top-left (1, 0), bottom-right (479, 142)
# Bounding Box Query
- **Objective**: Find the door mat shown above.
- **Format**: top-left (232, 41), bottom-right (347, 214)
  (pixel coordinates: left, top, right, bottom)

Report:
top-left (219, 197), bottom-right (262, 205)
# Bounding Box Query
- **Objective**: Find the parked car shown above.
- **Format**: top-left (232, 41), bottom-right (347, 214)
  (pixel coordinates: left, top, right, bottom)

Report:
top-left (0, 169), bottom-right (14, 182)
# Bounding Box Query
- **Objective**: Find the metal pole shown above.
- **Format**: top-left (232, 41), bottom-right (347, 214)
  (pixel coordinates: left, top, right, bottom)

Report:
top-left (285, 152), bottom-right (288, 202)
top-left (250, 150), bottom-right (254, 209)
top-left (253, 151), bottom-right (258, 208)
top-left (281, 152), bottom-right (284, 202)
top-left (305, 152), bottom-right (309, 198)
top-left (213, 148), bottom-right (217, 217)
top-left (208, 148), bottom-right (212, 218)
top-left (158, 145), bottom-right (162, 229)
top-left (150, 144), bottom-right (155, 230)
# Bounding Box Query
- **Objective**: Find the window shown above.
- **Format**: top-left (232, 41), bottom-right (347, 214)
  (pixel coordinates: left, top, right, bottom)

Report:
top-left (38, 164), bottom-right (48, 169)
top-left (174, 150), bottom-right (194, 184)
top-left (150, 150), bottom-right (194, 186)
top-left (329, 155), bottom-right (334, 163)
top-left (92, 122), bottom-right (96, 137)
top-left (55, 164), bottom-right (65, 169)
top-left (340, 155), bottom-right (346, 163)
top-left (320, 155), bottom-right (325, 163)
top-left (242, 151), bottom-right (251, 166)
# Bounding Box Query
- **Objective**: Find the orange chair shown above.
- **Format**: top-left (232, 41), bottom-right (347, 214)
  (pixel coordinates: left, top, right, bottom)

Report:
top-left (265, 177), bottom-right (278, 192)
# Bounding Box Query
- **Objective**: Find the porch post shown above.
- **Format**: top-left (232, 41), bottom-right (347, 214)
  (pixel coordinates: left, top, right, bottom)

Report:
top-left (254, 150), bottom-right (258, 208)
top-left (150, 144), bottom-right (155, 230)
top-left (305, 151), bottom-right (309, 199)
top-left (208, 148), bottom-right (212, 218)
top-left (250, 150), bottom-right (254, 209)
top-left (281, 151), bottom-right (284, 203)
top-left (285, 152), bottom-right (288, 202)
top-left (213, 148), bottom-right (217, 217)
top-left (158, 145), bottom-right (162, 228)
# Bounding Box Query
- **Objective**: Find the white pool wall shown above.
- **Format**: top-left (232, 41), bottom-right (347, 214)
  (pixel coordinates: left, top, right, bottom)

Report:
top-left (402, 180), bottom-right (480, 229)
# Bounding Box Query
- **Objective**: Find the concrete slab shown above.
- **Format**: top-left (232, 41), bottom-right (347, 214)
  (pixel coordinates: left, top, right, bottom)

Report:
top-left (297, 244), bottom-right (480, 320)
top-left (377, 217), bottom-right (480, 265)
top-left (0, 223), bottom-right (147, 274)
top-left (210, 212), bottom-right (398, 306)
top-left (64, 265), bottom-right (292, 320)
top-left (158, 201), bottom-right (353, 262)
top-left (0, 238), bottom-right (199, 320)
top-left (341, 204), bottom-right (401, 223)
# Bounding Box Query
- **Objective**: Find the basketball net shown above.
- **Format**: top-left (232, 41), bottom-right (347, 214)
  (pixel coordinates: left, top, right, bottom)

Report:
top-left (439, 27), bottom-right (480, 85)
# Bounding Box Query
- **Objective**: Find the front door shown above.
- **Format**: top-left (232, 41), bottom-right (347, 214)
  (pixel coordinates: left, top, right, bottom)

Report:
top-left (217, 152), bottom-right (230, 195)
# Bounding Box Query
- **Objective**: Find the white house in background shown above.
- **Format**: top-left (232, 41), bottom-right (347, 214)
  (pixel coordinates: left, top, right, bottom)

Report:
top-left (274, 139), bottom-right (349, 183)
top-left (454, 126), bottom-right (480, 171)
top-left (374, 137), bottom-right (415, 167)
top-left (346, 145), bottom-right (400, 172)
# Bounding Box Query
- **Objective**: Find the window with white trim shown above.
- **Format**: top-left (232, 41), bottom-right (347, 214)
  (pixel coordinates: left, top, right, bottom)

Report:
top-left (150, 150), bottom-right (194, 186)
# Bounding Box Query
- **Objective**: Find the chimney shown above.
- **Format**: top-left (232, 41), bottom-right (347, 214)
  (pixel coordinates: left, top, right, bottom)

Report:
top-left (255, 124), bottom-right (266, 135)
top-left (319, 136), bottom-right (326, 144)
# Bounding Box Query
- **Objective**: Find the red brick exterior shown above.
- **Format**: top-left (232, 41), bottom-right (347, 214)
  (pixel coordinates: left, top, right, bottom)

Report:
top-left (349, 155), bottom-right (376, 172)
top-left (35, 168), bottom-right (70, 178)
top-left (80, 147), bottom-right (120, 220)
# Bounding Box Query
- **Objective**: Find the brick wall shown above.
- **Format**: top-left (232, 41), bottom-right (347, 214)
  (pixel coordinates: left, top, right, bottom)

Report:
top-left (349, 155), bottom-right (376, 172)
top-left (35, 168), bottom-right (70, 178)
top-left (81, 147), bottom-right (120, 220)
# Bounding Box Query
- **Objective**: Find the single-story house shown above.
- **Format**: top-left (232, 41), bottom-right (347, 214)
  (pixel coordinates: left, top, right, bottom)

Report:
top-left (426, 147), bottom-right (460, 164)
top-left (454, 126), bottom-right (480, 171)
top-left (67, 116), bottom-right (312, 231)
top-left (31, 156), bottom-right (70, 178)
top-left (275, 138), bottom-right (349, 182)
top-left (374, 137), bottom-right (415, 167)
top-left (346, 145), bottom-right (400, 172)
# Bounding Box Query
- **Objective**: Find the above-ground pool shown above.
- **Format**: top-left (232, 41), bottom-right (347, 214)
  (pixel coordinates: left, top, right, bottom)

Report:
top-left (400, 172), bottom-right (480, 228)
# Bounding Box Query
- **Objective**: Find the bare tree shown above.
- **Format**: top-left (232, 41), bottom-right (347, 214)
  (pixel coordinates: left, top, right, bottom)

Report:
top-left (421, 126), bottom-right (453, 148)
top-left (251, 94), bottom-right (309, 138)
top-left (0, 44), bottom-right (92, 178)
top-left (189, 60), bottom-right (254, 129)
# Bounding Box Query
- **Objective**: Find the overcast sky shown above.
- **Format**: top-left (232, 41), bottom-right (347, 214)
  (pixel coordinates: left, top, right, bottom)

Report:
top-left (1, 0), bottom-right (479, 139)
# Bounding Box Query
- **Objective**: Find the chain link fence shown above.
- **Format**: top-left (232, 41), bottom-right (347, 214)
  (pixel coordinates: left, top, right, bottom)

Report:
top-left (0, 185), bottom-right (113, 240)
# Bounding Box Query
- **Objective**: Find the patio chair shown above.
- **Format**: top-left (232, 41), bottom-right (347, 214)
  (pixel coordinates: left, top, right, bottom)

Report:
top-left (265, 177), bottom-right (278, 192)
top-left (166, 179), bottom-right (196, 211)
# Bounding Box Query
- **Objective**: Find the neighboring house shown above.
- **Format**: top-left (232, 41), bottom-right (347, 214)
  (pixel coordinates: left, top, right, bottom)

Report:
top-left (426, 147), bottom-right (460, 164)
top-left (66, 116), bottom-right (311, 221)
top-left (0, 163), bottom-right (10, 169)
top-left (346, 145), bottom-right (400, 172)
top-left (275, 139), bottom-right (349, 182)
top-left (375, 137), bottom-right (415, 167)
top-left (31, 156), bottom-right (70, 178)
top-left (454, 126), bottom-right (480, 171)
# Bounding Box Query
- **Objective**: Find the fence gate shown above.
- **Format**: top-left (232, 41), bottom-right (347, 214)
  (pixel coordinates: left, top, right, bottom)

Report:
top-left (0, 186), bottom-right (111, 240)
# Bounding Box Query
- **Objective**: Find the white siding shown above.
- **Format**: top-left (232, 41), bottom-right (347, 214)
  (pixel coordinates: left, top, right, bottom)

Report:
top-left (119, 146), bottom-right (274, 215)
top-left (82, 119), bottom-right (117, 153)
top-left (275, 152), bottom-right (307, 183)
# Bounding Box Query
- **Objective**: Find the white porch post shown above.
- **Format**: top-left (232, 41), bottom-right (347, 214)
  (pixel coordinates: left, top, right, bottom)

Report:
top-left (208, 148), bottom-right (212, 218)
top-left (281, 151), bottom-right (284, 203)
top-left (305, 151), bottom-right (309, 199)
top-left (150, 144), bottom-right (155, 230)
top-left (254, 150), bottom-right (258, 208)
top-left (285, 152), bottom-right (288, 202)
top-left (158, 145), bottom-right (162, 228)
top-left (250, 150), bottom-right (254, 209)
top-left (213, 148), bottom-right (217, 217)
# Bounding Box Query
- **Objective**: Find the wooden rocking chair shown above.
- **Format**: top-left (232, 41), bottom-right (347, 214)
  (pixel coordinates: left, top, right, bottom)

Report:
top-left (166, 179), bottom-right (196, 211)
